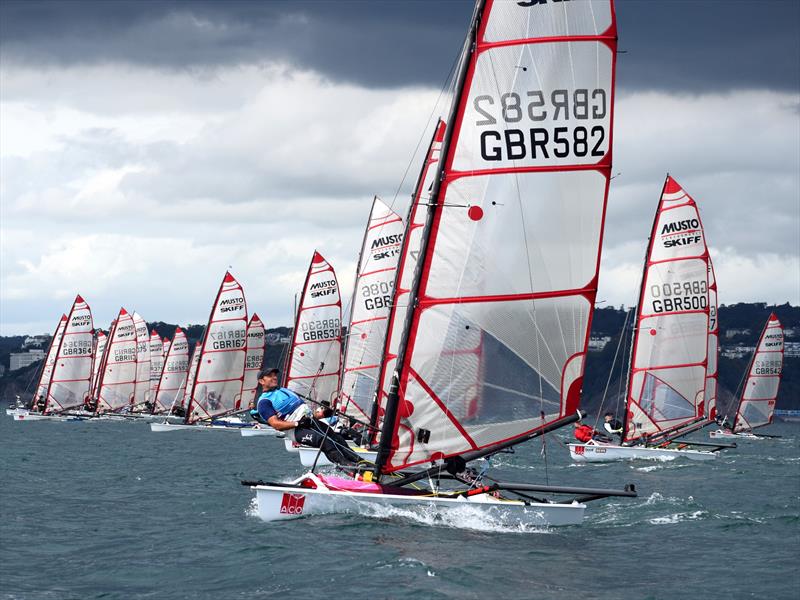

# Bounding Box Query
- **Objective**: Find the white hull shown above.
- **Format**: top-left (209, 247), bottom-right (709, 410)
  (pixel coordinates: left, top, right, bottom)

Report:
top-left (284, 438), bottom-right (301, 452)
top-left (709, 430), bottom-right (764, 441)
top-left (12, 412), bottom-right (89, 422)
top-left (251, 474), bottom-right (585, 526)
top-left (297, 445), bottom-right (377, 467)
top-left (569, 443), bottom-right (717, 463)
top-left (240, 427), bottom-right (282, 437)
top-left (150, 421), bottom-right (254, 432)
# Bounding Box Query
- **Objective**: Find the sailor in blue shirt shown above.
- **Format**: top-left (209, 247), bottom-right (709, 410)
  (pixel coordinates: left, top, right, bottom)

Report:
top-left (250, 368), bottom-right (362, 466)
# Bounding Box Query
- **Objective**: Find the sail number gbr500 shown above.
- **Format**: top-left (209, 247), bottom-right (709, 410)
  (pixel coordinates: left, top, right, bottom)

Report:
top-left (473, 89), bottom-right (607, 162)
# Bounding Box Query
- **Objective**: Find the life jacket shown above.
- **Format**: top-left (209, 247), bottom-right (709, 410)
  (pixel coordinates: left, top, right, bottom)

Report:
top-left (574, 425), bottom-right (595, 443)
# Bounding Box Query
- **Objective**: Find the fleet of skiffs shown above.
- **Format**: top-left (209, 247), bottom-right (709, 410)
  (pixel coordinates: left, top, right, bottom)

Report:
top-left (8, 0), bottom-right (788, 526)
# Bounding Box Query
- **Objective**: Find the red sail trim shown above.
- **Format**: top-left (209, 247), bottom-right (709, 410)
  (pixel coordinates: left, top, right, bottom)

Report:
top-left (419, 285), bottom-right (596, 307)
top-left (293, 339), bottom-right (339, 348)
top-left (358, 267), bottom-right (397, 278)
top-left (289, 372), bottom-right (339, 380)
top-left (343, 364), bottom-right (379, 373)
top-left (448, 162), bottom-right (609, 182)
top-left (296, 302), bottom-right (340, 312)
top-left (647, 254), bottom-right (708, 267)
top-left (478, 34), bottom-right (617, 52)
top-left (639, 308), bottom-right (707, 319)
top-left (350, 316), bottom-right (387, 327)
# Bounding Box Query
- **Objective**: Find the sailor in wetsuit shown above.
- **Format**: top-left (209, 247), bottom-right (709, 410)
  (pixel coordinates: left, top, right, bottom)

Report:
top-left (574, 420), bottom-right (612, 444)
top-left (251, 368), bottom-right (361, 466)
top-left (603, 412), bottom-right (623, 441)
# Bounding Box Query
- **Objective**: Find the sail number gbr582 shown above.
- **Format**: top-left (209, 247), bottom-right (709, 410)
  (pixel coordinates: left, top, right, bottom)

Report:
top-left (473, 88), bottom-right (607, 162)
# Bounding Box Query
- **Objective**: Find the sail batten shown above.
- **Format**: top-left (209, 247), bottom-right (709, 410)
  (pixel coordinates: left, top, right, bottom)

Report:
top-left (378, 0), bottom-right (618, 473)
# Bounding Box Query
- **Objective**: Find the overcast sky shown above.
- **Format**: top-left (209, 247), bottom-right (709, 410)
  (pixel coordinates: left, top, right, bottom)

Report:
top-left (1, 0), bottom-right (799, 335)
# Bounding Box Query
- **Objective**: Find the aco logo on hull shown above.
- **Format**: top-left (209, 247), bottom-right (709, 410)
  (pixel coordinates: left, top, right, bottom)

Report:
top-left (280, 493), bottom-right (306, 515)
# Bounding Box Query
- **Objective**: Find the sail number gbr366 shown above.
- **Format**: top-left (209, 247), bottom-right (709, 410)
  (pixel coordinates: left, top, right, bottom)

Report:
top-left (472, 89), bottom-right (607, 163)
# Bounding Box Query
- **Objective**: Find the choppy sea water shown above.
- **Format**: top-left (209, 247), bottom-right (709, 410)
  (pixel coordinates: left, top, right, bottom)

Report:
top-left (1, 415), bottom-right (798, 600)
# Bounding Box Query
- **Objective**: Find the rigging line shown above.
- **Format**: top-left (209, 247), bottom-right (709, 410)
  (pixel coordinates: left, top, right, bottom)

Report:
top-left (593, 305), bottom-right (634, 431)
top-left (389, 30), bottom-right (463, 210)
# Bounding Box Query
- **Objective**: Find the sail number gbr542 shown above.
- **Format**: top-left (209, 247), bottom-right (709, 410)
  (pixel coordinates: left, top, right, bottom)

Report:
top-left (473, 88), bottom-right (607, 162)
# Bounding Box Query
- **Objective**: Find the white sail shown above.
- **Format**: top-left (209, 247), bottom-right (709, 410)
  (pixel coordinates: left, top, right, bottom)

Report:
top-left (132, 312), bottom-right (151, 407)
top-left (285, 252), bottom-right (342, 405)
top-left (162, 338), bottom-right (171, 361)
top-left (153, 327), bottom-right (189, 414)
top-left (33, 314), bottom-right (67, 407)
top-left (183, 341), bottom-right (202, 411)
top-left (374, 120), bottom-right (446, 434)
top-left (242, 314), bottom-right (266, 410)
top-left (186, 272), bottom-right (248, 423)
top-left (96, 309), bottom-right (138, 413)
top-left (733, 315), bottom-right (784, 432)
top-left (149, 330), bottom-right (164, 402)
top-left (90, 330), bottom-right (108, 399)
top-left (705, 261), bottom-right (719, 421)
top-left (379, 0), bottom-right (618, 472)
top-left (624, 177), bottom-right (711, 443)
top-left (46, 296), bottom-right (94, 413)
top-left (338, 197), bottom-right (405, 421)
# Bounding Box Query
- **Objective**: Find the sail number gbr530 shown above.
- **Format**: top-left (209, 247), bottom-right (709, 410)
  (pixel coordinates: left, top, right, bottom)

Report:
top-left (473, 89), bottom-right (607, 161)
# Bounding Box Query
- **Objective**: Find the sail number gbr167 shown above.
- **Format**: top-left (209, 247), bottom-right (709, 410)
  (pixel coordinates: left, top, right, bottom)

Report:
top-left (474, 89), bottom-right (607, 161)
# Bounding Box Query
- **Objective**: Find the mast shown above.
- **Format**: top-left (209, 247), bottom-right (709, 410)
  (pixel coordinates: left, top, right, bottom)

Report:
top-left (732, 314), bottom-right (783, 432)
top-left (32, 314), bottom-right (67, 408)
top-left (378, 0), bottom-right (619, 475)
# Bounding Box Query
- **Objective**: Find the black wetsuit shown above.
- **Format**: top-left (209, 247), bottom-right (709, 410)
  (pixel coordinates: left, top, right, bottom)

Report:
top-left (294, 420), bottom-right (363, 466)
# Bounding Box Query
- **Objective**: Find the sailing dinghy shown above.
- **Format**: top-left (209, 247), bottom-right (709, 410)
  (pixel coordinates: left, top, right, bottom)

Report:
top-left (151, 272), bottom-right (251, 432)
top-left (248, 0), bottom-right (636, 524)
top-left (710, 314), bottom-right (784, 440)
top-left (14, 296), bottom-right (94, 422)
top-left (151, 327), bottom-right (190, 415)
top-left (570, 177), bottom-right (731, 462)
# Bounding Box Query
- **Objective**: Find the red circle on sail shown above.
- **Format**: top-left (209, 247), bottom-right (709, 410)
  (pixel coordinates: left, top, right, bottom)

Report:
top-left (467, 206), bottom-right (484, 221)
top-left (399, 399), bottom-right (414, 418)
top-left (300, 351), bottom-right (305, 357)
top-left (649, 329), bottom-right (657, 336)
top-left (361, 333), bottom-right (367, 340)
top-left (430, 452), bottom-right (445, 461)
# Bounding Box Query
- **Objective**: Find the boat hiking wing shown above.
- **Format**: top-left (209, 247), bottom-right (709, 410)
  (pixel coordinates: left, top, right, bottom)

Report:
top-left (733, 315), bottom-right (783, 432)
top-left (378, 0), bottom-right (619, 473)
top-left (705, 260), bottom-right (719, 421)
top-left (149, 330), bottom-right (164, 401)
top-left (96, 309), bottom-right (138, 413)
top-left (182, 341), bottom-right (202, 412)
top-left (186, 272), bottom-right (248, 423)
top-left (372, 121), bottom-right (446, 438)
top-left (153, 327), bottom-right (189, 414)
top-left (241, 314), bottom-right (266, 410)
top-left (284, 252), bottom-right (342, 405)
top-left (338, 197), bottom-right (405, 422)
top-left (33, 314), bottom-right (67, 407)
top-left (132, 312), bottom-right (151, 408)
top-left (45, 296), bottom-right (94, 414)
top-left (623, 177), bottom-right (711, 444)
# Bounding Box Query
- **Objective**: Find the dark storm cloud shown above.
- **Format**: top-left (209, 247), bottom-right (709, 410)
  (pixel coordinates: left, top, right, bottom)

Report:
top-left (0, 0), bottom-right (800, 92)
top-left (1, 0), bottom-right (798, 92)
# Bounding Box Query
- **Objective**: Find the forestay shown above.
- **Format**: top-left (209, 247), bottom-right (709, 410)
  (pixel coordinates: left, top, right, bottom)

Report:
top-left (153, 327), bottom-right (189, 414)
top-left (373, 121), bottom-right (446, 436)
top-left (149, 330), bottom-right (164, 400)
top-left (186, 272), bottom-right (248, 423)
top-left (34, 314), bottom-right (67, 406)
top-left (733, 315), bottom-right (784, 432)
top-left (132, 312), bottom-right (151, 408)
top-left (705, 261), bottom-right (719, 421)
top-left (46, 296), bottom-right (94, 413)
top-left (381, 0), bottom-right (618, 472)
top-left (339, 197), bottom-right (405, 421)
top-left (285, 252), bottom-right (342, 405)
top-left (96, 309), bottom-right (138, 413)
top-left (241, 314), bottom-right (266, 409)
top-left (624, 177), bottom-right (710, 443)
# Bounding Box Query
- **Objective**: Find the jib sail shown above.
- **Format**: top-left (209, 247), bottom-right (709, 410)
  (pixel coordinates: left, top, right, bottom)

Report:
top-left (96, 308), bottom-right (138, 413)
top-left (379, 0), bottom-right (618, 472)
top-left (733, 315), bottom-right (783, 432)
top-left (185, 272), bottom-right (248, 423)
top-left (624, 177), bottom-right (711, 443)
top-left (241, 314), bottom-right (266, 410)
top-left (46, 296), bottom-right (94, 413)
top-left (153, 327), bottom-right (190, 414)
top-left (339, 197), bottom-right (405, 421)
top-left (285, 252), bottom-right (342, 405)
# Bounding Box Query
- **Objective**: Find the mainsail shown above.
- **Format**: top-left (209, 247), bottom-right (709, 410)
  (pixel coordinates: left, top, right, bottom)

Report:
top-left (378, 0), bottom-right (618, 472)
top-left (149, 330), bottom-right (164, 401)
top-left (96, 308), bottom-right (138, 413)
top-left (45, 296), bottom-right (94, 413)
top-left (624, 177), bottom-right (711, 443)
top-left (733, 315), bottom-right (784, 432)
top-left (90, 331), bottom-right (108, 398)
top-left (132, 312), bottom-right (151, 408)
top-left (241, 314), bottom-right (266, 410)
top-left (33, 314), bottom-right (67, 407)
top-left (705, 261), bottom-right (719, 421)
top-left (185, 272), bottom-right (248, 423)
top-left (373, 121), bottom-right (446, 436)
top-left (338, 197), bottom-right (405, 421)
top-left (153, 327), bottom-right (190, 414)
top-left (182, 341), bottom-right (202, 412)
top-left (285, 252), bottom-right (342, 405)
